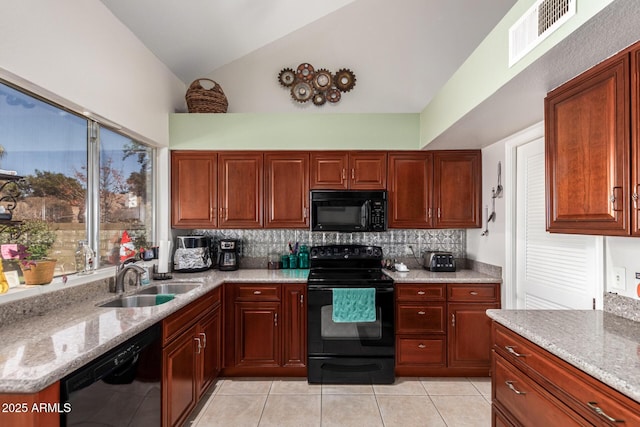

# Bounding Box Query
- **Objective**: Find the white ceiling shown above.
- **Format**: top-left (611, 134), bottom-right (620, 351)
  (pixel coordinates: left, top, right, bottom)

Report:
top-left (100, 0), bottom-right (516, 114)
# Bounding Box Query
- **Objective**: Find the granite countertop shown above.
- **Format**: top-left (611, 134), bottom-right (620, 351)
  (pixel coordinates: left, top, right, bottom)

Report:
top-left (487, 309), bottom-right (640, 403)
top-left (0, 267), bottom-right (498, 394)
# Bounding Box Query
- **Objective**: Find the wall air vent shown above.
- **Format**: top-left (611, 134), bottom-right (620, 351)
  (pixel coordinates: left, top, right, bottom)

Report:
top-left (509, 0), bottom-right (576, 67)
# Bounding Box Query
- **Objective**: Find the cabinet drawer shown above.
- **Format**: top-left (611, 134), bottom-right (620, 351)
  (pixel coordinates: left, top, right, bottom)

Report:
top-left (396, 337), bottom-right (446, 366)
top-left (494, 324), bottom-right (640, 426)
top-left (396, 284), bottom-right (445, 301)
top-left (494, 354), bottom-right (589, 426)
top-left (396, 303), bottom-right (445, 334)
top-left (163, 287), bottom-right (220, 346)
top-left (448, 284), bottom-right (499, 302)
top-left (235, 284), bottom-right (280, 301)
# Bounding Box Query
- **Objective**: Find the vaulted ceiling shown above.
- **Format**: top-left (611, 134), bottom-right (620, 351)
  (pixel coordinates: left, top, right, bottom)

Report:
top-left (100, 0), bottom-right (516, 113)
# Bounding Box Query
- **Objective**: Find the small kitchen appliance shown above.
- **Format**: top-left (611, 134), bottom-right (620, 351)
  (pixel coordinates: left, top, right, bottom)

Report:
top-left (173, 235), bottom-right (212, 272)
top-left (217, 239), bottom-right (239, 271)
top-left (423, 251), bottom-right (456, 272)
top-left (310, 190), bottom-right (387, 232)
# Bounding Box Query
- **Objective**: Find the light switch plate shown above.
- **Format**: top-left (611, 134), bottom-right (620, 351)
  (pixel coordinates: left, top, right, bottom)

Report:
top-left (611, 267), bottom-right (626, 291)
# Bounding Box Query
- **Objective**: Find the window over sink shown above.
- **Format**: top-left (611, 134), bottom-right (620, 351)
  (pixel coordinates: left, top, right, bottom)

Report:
top-left (0, 80), bottom-right (156, 283)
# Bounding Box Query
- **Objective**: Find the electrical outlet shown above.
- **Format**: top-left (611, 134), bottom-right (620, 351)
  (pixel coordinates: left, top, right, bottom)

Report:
top-left (611, 267), bottom-right (626, 291)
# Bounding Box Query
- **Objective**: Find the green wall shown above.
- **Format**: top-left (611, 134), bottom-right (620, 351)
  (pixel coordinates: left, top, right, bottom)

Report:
top-left (169, 113), bottom-right (420, 150)
top-left (419, 0), bottom-right (615, 147)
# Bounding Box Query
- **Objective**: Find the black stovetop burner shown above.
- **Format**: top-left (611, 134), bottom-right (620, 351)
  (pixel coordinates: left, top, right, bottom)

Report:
top-left (307, 244), bottom-right (392, 285)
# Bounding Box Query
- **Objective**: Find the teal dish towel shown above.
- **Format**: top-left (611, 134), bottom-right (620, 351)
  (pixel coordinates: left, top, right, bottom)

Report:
top-left (155, 294), bottom-right (175, 305)
top-left (332, 288), bottom-right (376, 323)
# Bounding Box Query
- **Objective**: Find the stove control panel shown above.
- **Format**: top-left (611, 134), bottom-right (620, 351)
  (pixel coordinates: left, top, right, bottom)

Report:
top-left (310, 245), bottom-right (383, 260)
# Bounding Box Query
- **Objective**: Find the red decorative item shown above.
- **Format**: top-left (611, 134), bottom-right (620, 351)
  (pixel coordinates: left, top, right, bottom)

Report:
top-left (119, 231), bottom-right (136, 262)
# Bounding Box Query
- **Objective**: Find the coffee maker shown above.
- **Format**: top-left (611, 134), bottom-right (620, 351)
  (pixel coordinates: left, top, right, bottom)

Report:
top-left (217, 239), bottom-right (239, 271)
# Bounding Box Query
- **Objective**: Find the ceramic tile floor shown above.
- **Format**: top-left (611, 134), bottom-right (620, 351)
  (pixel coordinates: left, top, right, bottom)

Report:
top-left (187, 377), bottom-right (492, 427)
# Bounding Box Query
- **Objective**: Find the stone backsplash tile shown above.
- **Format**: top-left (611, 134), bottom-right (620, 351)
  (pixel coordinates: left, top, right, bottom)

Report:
top-left (193, 228), bottom-right (466, 260)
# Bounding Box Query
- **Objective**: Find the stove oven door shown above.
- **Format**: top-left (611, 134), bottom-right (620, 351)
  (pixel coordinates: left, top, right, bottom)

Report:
top-left (307, 283), bottom-right (394, 357)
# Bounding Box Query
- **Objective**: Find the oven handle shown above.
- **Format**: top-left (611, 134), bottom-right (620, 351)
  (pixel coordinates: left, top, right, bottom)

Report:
top-left (308, 285), bottom-right (394, 293)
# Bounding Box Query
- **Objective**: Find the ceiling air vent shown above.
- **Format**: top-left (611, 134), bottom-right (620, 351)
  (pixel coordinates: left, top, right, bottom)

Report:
top-left (509, 0), bottom-right (576, 67)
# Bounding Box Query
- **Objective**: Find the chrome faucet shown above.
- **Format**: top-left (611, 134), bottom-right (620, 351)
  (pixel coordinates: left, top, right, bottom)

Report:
top-left (113, 259), bottom-right (145, 294)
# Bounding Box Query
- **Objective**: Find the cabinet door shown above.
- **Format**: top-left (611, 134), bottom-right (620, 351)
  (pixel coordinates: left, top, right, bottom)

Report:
top-left (545, 54), bottom-right (629, 235)
top-left (197, 306), bottom-right (221, 398)
top-left (310, 152), bottom-right (349, 189)
top-left (234, 302), bottom-right (280, 367)
top-left (218, 152), bottom-right (263, 228)
top-left (171, 151), bottom-right (217, 228)
top-left (264, 152), bottom-right (309, 228)
top-left (433, 151), bottom-right (481, 228)
top-left (282, 284), bottom-right (306, 368)
top-left (349, 151), bottom-right (387, 189)
top-left (632, 48), bottom-right (640, 236)
top-left (388, 152), bottom-right (433, 228)
top-left (163, 323), bottom-right (198, 427)
top-left (448, 303), bottom-right (498, 369)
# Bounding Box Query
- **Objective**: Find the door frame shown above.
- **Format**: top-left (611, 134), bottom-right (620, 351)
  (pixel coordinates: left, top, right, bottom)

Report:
top-left (505, 121), bottom-right (604, 309)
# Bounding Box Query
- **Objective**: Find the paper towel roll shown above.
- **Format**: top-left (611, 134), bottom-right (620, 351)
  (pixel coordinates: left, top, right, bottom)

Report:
top-left (157, 240), bottom-right (171, 273)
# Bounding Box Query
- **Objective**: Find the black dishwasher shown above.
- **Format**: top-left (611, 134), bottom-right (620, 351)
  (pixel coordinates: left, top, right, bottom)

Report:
top-left (60, 323), bottom-right (162, 427)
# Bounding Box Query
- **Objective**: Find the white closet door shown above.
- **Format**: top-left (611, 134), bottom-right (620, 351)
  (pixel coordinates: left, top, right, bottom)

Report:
top-left (515, 137), bottom-right (601, 309)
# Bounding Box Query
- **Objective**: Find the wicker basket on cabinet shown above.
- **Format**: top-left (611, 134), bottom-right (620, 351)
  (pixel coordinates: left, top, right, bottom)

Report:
top-left (185, 78), bottom-right (228, 113)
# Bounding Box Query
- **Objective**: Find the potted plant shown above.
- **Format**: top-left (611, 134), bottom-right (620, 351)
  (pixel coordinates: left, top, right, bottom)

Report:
top-left (1, 219), bottom-right (57, 285)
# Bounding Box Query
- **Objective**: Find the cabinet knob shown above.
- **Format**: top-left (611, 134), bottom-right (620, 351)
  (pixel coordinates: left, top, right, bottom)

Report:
top-left (587, 402), bottom-right (624, 423)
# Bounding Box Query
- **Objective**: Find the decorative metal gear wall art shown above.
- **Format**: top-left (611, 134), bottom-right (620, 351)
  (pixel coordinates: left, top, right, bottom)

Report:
top-left (278, 63), bottom-right (356, 105)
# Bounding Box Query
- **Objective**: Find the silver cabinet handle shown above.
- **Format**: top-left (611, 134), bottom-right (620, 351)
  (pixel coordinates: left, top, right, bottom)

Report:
top-left (351, 168), bottom-right (355, 179)
top-left (451, 313), bottom-right (455, 327)
top-left (199, 332), bottom-right (207, 349)
top-left (469, 291), bottom-right (479, 296)
top-left (194, 337), bottom-right (202, 354)
top-left (253, 290), bottom-right (262, 295)
top-left (342, 168), bottom-right (346, 180)
top-left (300, 294), bottom-right (304, 305)
top-left (417, 291), bottom-right (426, 295)
top-left (303, 207), bottom-right (308, 219)
top-left (633, 192), bottom-right (639, 209)
top-left (437, 208), bottom-right (441, 219)
top-left (418, 343), bottom-right (426, 349)
top-left (505, 381), bottom-right (526, 395)
top-left (505, 345), bottom-right (526, 358)
top-left (427, 208), bottom-right (432, 219)
top-left (587, 402), bottom-right (624, 423)
top-left (417, 311), bottom-right (426, 315)
top-left (274, 313), bottom-right (278, 327)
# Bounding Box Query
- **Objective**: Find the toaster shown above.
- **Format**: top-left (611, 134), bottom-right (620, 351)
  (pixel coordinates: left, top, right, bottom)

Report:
top-left (423, 251), bottom-right (456, 272)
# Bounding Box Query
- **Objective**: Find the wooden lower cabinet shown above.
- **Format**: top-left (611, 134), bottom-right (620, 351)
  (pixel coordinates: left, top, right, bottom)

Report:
top-left (223, 283), bottom-right (306, 376)
top-left (492, 322), bottom-right (640, 426)
top-left (395, 283), bottom-right (500, 376)
top-left (162, 288), bottom-right (221, 427)
top-left (0, 382), bottom-right (60, 427)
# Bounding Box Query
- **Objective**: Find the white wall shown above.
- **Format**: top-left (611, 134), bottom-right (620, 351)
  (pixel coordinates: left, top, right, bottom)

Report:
top-left (0, 0), bottom-right (185, 146)
top-left (604, 237), bottom-right (640, 300)
top-left (466, 140), bottom-right (506, 273)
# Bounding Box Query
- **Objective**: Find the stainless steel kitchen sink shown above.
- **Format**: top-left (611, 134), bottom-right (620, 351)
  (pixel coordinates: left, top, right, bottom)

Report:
top-left (135, 282), bottom-right (201, 295)
top-left (98, 294), bottom-right (171, 308)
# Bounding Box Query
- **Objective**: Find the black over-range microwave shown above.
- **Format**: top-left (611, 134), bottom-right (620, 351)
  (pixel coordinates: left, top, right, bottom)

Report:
top-left (310, 190), bottom-right (387, 232)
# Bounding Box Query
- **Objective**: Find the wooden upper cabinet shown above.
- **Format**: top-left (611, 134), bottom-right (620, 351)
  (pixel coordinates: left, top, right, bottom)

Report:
top-left (388, 152), bottom-right (433, 228)
top-left (171, 151), bottom-right (217, 228)
top-left (310, 152), bottom-right (348, 189)
top-left (218, 152), bottom-right (263, 228)
top-left (349, 151), bottom-right (387, 189)
top-left (545, 53), bottom-right (630, 235)
top-left (264, 152), bottom-right (309, 228)
top-left (310, 151), bottom-right (386, 189)
top-left (433, 151), bottom-right (481, 228)
top-left (632, 46), bottom-right (640, 236)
